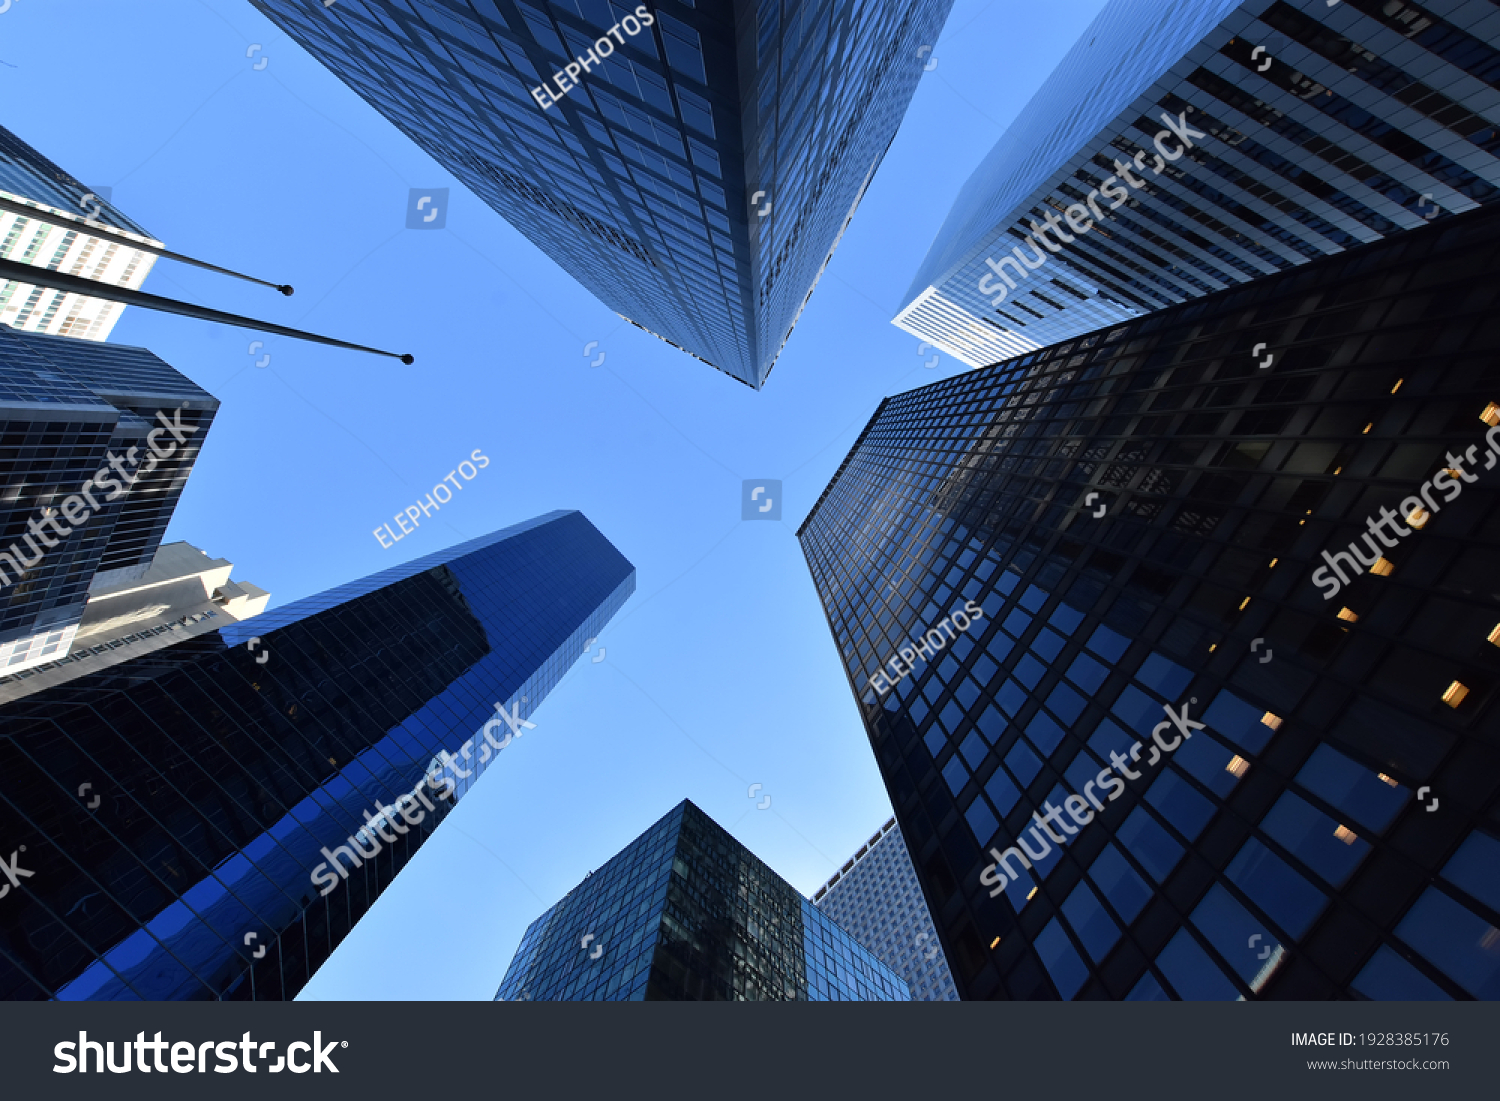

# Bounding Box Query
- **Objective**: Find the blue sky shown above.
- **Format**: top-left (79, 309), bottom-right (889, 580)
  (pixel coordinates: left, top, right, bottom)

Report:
top-left (2, 0), bottom-right (1110, 999)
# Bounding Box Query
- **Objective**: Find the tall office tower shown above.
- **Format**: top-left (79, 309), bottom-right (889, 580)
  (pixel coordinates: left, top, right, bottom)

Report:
top-left (247, 0), bottom-right (952, 389)
top-left (0, 124), bottom-right (160, 341)
top-left (495, 799), bottom-right (910, 1000)
top-left (799, 206), bottom-right (1500, 1001)
top-left (0, 511), bottom-right (634, 999)
top-left (813, 817), bottom-right (959, 1000)
top-left (0, 325), bottom-right (217, 675)
top-left (894, 0), bottom-right (1500, 367)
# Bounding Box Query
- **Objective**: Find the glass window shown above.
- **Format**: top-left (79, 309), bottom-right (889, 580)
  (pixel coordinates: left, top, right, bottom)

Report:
top-left (959, 730), bottom-right (988, 770)
top-left (923, 725), bottom-right (945, 759)
top-left (1173, 733), bottom-right (1245, 797)
top-left (1048, 603), bottom-right (1085, 634)
top-left (1295, 745), bottom-right (1407, 833)
top-left (1440, 830), bottom-right (1500, 913)
top-left (1088, 842), bottom-right (1151, 923)
top-left (1026, 711), bottom-right (1065, 755)
top-left (955, 676), bottom-right (982, 710)
top-left (1020, 584), bottom-right (1047, 612)
top-left (1065, 651), bottom-right (1108, 693)
top-left (1126, 971), bottom-right (1170, 1000)
top-left (1087, 717), bottom-right (1132, 762)
top-left (1063, 881), bottom-right (1121, 963)
top-left (995, 679), bottom-right (1027, 717)
top-left (964, 797), bottom-right (999, 848)
top-left (1202, 689), bottom-right (1275, 753)
top-left (1013, 654), bottom-right (1045, 689)
top-left (1351, 946), bottom-right (1452, 1001)
top-left (1087, 622), bottom-right (1129, 661)
top-left (1226, 838), bottom-right (1328, 940)
top-left (939, 700), bottom-right (964, 734)
top-left (1190, 884), bottom-right (1279, 985)
top-left (985, 769), bottom-right (1020, 815)
top-left (976, 705), bottom-right (1006, 745)
top-left (1031, 627), bottom-right (1066, 660)
top-left (1045, 683), bottom-right (1086, 725)
top-left (985, 633), bottom-right (1016, 664)
top-left (1155, 928), bottom-right (1240, 1000)
top-left (1034, 918), bottom-right (1088, 999)
top-left (1111, 684), bottom-right (1160, 734)
top-left (1136, 653), bottom-right (1192, 698)
top-left (1259, 792), bottom-right (1370, 888)
top-left (1145, 770), bottom-right (1217, 841)
top-left (971, 654), bottom-right (999, 687)
top-left (1006, 741), bottom-right (1042, 786)
top-left (1003, 608), bottom-right (1032, 637)
top-left (1394, 888), bottom-right (1500, 999)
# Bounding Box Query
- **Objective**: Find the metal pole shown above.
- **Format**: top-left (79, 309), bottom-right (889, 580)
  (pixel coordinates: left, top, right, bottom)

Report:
top-left (0, 258), bottom-right (413, 363)
top-left (0, 195), bottom-right (295, 295)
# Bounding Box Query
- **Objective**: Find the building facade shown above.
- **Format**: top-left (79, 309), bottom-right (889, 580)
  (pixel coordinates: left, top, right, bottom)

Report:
top-left (801, 206), bottom-right (1500, 1000)
top-left (247, 0), bottom-right (952, 388)
top-left (495, 799), bottom-right (910, 1000)
top-left (0, 124), bottom-right (160, 341)
top-left (813, 817), bottom-right (959, 1000)
top-left (0, 510), bottom-right (634, 999)
top-left (0, 325), bottom-right (218, 675)
top-left (895, 0), bottom-right (1500, 366)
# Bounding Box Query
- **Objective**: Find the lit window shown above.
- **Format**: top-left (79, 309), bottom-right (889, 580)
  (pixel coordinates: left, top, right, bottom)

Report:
top-left (1238, 596), bottom-right (1251, 611)
top-left (1026, 886), bottom-right (1038, 900)
top-left (1390, 379), bottom-right (1403, 394)
top-left (1337, 607), bottom-right (1359, 623)
top-left (1362, 422), bottom-right (1372, 434)
top-left (1482, 402), bottom-right (1500, 427)
top-left (1405, 505), bottom-right (1430, 529)
top-left (1226, 755), bottom-right (1250, 778)
top-left (1377, 773), bottom-right (1399, 788)
top-left (989, 936), bottom-right (1001, 948)
top-left (1488, 624), bottom-right (1499, 647)
top-left (1442, 681), bottom-right (1469, 708)
top-left (1262, 712), bottom-right (1282, 731)
top-left (1370, 557), bottom-right (1394, 576)
top-left (1334, 824), bottom-right (1358, 845)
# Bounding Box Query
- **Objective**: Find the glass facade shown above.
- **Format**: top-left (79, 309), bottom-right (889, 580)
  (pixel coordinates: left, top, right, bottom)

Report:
top-left (0, 123), bottom-right (161, 341)
top-left (0, 326), bottom-right (217, 674)
top-left (801, 204), bottom-right (1500, 999)
top-left (0, 509), bottom-right (635, 999)
top-left (495, 799), bottom-right (910, 1000)
top-left (814, 817), bottom-right (960, 1000)
top-left (895, 0), bottom-right (1500, 366)
top-left (246, 0), bottom-right (952, 388)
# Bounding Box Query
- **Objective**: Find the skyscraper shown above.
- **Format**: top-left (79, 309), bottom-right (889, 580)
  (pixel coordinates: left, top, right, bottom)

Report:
top-left (247, 0), bottom-right (953, 388)
top-left (895, 0), bottom-right (1500, 367)
top-left (813, 817), bottom-right (959, 1000)
top-left (495, 799), bottom-right (910, 1000)
top-left (0, 325), bottom-right (217, 675)
top-left (0, 124), bottom-right (160, 341)
top-left (0, 510), bottom-right (634, 999)
top-left (800, 205), bottom-right (1500, 1000)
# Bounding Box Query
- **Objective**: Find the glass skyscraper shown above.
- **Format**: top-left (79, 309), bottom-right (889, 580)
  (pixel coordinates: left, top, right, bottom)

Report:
top-left (895, 0), bottom-right (1500, 367)
top-left (813, 816), bottom-right (959, 1000)
top-left (247, 0), bottom-right (952, 388)
top-left (495, 799), bottom-right (910, 1000)
top-left (1, 124), bottom-right (160, 341)
top-left (0, 510), bottom-right (634, 999)
top-left (800, 205), bottom-right (1500, 1000)
top-left (0, 326), bottom-right (217, 675)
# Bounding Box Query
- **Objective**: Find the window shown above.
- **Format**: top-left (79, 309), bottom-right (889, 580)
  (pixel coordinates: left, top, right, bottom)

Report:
top-left (1190, 884), bottom-right (1278, 986)
top-left (964, 798), bottom-right (999, 848)
top-left (1351, 946), bottom-right (1452, 1001)
top-left (1394, 888), bottom-right (1500, 999)
top-left (985, 769), bottom-right (1020, 815)
top-left (1259, 792), bottom-right (1370, 887)
top-left (1145, 769), bottom-right (1217, 841)
top-left (1202, 689), bottom-right (1276, 753)
top-left (1226, 838), bottom-right (1328, 940)
top-left (1155, 928), bottom-right (1239, 1000)
top-left (1006, 741), bottom-right (1042, 786)
top-left (1088, 842), bottom-right (1151, 923)
top-left (1063, 881), bottom-right (1121, 963)
top-left (1034, 918), bottom-right (1089, 998)
top-left (1440, 830), bottom-right (1500, 913)
top-left (1295, 744), bottom-right (1406, 832)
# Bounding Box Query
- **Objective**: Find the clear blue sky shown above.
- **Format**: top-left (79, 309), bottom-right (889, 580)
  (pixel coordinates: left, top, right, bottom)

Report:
top-left (3, 0), bottom-right (1110, 999)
